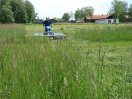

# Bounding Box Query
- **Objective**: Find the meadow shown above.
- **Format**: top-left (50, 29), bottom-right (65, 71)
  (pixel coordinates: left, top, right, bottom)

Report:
top-left (0, 23), bottom-right (132, 99)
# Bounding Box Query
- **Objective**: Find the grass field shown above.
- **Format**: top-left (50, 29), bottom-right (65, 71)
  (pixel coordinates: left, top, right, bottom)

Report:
top-left (0, 24), bottom-right (132, 99)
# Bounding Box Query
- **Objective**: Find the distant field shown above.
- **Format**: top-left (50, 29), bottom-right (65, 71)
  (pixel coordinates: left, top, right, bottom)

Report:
top-left (0, 24), bottom-right (132, 99)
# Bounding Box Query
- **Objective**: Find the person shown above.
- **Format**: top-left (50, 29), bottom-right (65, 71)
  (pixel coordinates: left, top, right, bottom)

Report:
top-left (42, 17), bottom-right (52, 34)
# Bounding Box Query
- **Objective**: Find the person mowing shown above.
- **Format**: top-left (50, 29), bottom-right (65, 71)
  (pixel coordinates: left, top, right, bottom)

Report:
top-left (42, 17), bottom-right (52, 35)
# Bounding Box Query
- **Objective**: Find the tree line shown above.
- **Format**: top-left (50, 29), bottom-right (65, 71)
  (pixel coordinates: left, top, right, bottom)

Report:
top-left (1, 0), bottom-right (132, 23)
top-left (0, 0), bottom-right (35, 23)
top-left (62, 0), bottom-right (132, 22)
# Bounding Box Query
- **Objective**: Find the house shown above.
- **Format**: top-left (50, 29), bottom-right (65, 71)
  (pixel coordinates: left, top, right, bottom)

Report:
top-left (86, 14), bottom-right (117, 24)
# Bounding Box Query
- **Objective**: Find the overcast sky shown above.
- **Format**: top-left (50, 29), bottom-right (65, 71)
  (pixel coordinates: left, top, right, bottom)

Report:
top-left (28, 0), bottom-right (132, 19)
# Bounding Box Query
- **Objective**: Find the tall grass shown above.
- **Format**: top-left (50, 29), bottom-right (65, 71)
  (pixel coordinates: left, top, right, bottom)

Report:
top-left (75, 24), bottom-right (132, 42)
top-left (0, 24), bottom-right (131, 99)
top-left (0, 24), bottom-right (26, 44)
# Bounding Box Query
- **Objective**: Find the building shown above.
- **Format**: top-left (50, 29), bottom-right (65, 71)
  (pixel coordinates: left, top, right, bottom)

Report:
top-left (95, 19), bottom-right (115, 24)
top-left (86, 14), bottom-right (117, 24)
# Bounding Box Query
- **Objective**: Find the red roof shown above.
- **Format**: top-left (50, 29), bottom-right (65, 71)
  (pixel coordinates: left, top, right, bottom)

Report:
top-left (87, 14), bottom-right (111, 20)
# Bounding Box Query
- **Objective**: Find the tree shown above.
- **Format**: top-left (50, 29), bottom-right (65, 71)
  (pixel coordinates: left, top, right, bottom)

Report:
top-left (10, 0), bottom-right (28, 23)
top-left (74, 6), bottom-right (94, 22)
top-left (128, 4), bottom-right (132, 21)
top-left (74, 8), bottom-right (82, 20)
top-left (0, 0), bottom-right (35, 23)
top-left (25, 0), bottom-right (35, 23)
top-left (0, 0), bottom-right (10, 6)
top-left (0, 0), bottom-right (14, 23)
top-left (62, 13), bottom-right (70, 21)
top-left (110, 0), bottom-right (128, 22)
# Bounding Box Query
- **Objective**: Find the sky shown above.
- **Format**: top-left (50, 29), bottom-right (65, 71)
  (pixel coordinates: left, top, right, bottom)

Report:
top-left (28, 0), bottom-right (132, 19)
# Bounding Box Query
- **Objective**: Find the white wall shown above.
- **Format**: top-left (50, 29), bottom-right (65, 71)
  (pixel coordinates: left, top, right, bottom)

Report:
top-left (95, 19), bottom-right (115, 24)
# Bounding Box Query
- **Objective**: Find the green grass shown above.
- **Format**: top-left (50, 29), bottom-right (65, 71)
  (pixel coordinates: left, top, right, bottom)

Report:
top-left (0, 24), bottom-right (132, 99)
top-left (74, 24), bottom-right (132, 42)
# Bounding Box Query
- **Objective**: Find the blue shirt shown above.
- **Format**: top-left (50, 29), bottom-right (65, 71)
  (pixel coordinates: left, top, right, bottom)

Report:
top-left (43, 20), bottom-right (52, 26)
